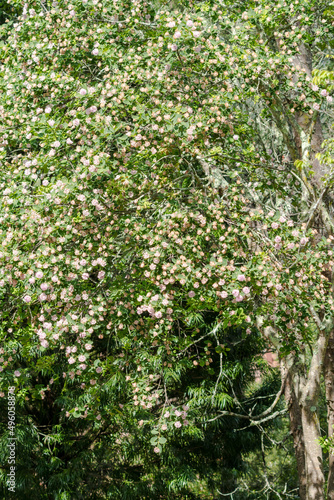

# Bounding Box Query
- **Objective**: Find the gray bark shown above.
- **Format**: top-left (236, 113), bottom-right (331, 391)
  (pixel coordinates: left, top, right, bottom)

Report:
top-left (300, 332), bottom-right (328, 500)
top-left (281, 356), bottom-right (307, 500)
top-left (325, 329), bottom-right (334, 500)
top-left (260, 320), bottom-right (326, 500)
top-left (301, 404), bottom-right (325, 500)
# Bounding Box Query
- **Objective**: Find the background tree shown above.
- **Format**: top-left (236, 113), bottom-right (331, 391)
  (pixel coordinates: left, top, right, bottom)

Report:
top-left (0, 0), bottom-right (333, 498)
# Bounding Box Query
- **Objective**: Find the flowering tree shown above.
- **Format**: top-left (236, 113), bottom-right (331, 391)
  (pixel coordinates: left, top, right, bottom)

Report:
top-left (0, 0), bottom-right (333, 498)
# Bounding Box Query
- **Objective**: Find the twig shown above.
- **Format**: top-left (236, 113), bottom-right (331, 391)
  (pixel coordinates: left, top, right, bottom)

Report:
top-left (217, 485), bottom-right (242, 497)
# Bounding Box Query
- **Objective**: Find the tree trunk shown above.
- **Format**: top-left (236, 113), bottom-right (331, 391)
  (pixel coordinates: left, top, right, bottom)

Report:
top-left (260, 322), bottom-right (327, 499)
top-left (284, 359), bottom-right (325, 500)
top-left (325, 329), bottom-right (334, 500)
top-left (301, 403), bottom-right (325, 500)
top-left (282, 358), bottom-right (307, 500)
top-left (300, 332), bottom-right (328, 500)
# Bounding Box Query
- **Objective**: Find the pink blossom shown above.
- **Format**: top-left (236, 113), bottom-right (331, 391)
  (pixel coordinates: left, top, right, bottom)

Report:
top-left (174, 421), bottom-right (182, 428)
top-left (193, 31), bottom-right (201, 38)
top-left (271, 222), bottom-right (279, 229)
top-left (186, 20), bottom-right (193, 27)
top-left (232, 289), bottom-right (240, 297)
top-left (98, 271), bottom-right (105, 280)
top-left (45, 106), bottom-right (52, 114)
top-left (23, 295), bottom-right (32, 303)
top-left (79, 89), bottom-right (87, 96)
top-left (174, 31), bottom-right (181, 39)
top-left (242, 287), bottom-right (250, 295)
top-left (36, 271), bottom-right (43, 279)
top-left (171, 44), bottom-right (178, 51)
top-left (188, 291), bottom-right (195, 298)
top-left (237, 274), bottom-right (246, 281)
top-left (92, 48), bottom-right (99, 56)
top-left (154, 446), bottom-right (161, 453)
top-left (73, 119), bottom-right (80, 126)
top-left (85, 343), bottom-right (93, 351)
top-left (68, 357), bottom-right (75, 364)
top-left (220, 291), bottom-right (228, 298)
top-left (14, 370), bottom-right (21, 377)
top-left (96, 257), bottom-right (106, 267)
top-left (90, 379), bottom-right (96, 385)
top-left (40, 283), bottom-right (48, 291)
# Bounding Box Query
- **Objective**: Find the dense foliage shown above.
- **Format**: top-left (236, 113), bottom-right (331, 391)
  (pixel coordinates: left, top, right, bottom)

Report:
top-left (0, 0), bottom-right (333, 498)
